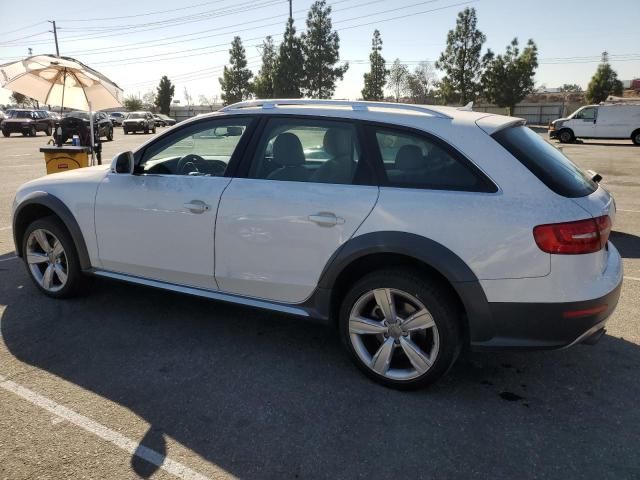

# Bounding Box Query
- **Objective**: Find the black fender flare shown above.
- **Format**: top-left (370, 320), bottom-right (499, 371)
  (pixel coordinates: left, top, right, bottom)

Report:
top-left (13, 191), bottom-right (92, 270)
top-left (316, 231), bottom-right (494, 342)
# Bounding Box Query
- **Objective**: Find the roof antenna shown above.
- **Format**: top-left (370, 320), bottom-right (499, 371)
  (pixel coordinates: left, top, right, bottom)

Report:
top-left (458, 102), bottom-right (473, 111)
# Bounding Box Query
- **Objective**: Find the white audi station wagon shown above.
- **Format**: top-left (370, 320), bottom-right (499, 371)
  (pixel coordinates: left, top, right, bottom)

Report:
top-left (12, 99), bottom-right (622, 389)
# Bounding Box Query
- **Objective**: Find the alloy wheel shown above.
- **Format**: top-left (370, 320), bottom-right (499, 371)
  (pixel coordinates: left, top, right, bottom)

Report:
top-left (25, 228), bottom-right (68, 292)
top-left (349, 288), bottom-right (440, 381)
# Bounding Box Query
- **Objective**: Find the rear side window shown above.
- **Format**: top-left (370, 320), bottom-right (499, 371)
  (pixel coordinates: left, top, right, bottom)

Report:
top-left (492, 126), bottom-right (596, 198)
top-left (372, 127), bottom-right (496, 192)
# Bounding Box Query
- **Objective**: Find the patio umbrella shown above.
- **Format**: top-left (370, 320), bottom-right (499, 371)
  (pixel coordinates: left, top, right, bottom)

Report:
top-left (0, 54), bottom-right (123, 163)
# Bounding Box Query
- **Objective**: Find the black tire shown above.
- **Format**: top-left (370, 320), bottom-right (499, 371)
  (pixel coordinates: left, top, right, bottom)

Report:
top-left (107, 127), bottom-right (114, 141)
top-left (2, 129), bottom-right (9, 137)
top-left (29, 125), bottom-right (36, 137)
top-left (152, 126), bottom-right (156, 134)
top-left (144, 127), bottom-right (149, 134)
top-left (21, 216), bottom-right (88, 299)
top-left (632, 129), bottom-right (640, 146)
top-left (22, 131), bottom-right (28, 137)
top-left (339, 268), bottom-right (461, 390)
top-left (558, 129), bottom-right (574, 143)
top-left (123, 129), bottom-right (128, 135)
top-left (45, 125), bottom-right (52, 136)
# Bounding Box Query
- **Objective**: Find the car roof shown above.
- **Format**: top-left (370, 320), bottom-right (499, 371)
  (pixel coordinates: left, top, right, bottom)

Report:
top-left (188, 99), bottom-right (520, 136)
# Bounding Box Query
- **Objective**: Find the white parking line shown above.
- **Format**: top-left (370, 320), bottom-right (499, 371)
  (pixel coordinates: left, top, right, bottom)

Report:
top-left (617, 209), bottom-right (640, 214)
top-left (625, 276), bottom-right (640, 282)
top-left (0, 375), bottom-right (220, 480)
top-left (0, 255), bottom-right (17, 262)
top-left (0, 226), bottom-right (11, 231)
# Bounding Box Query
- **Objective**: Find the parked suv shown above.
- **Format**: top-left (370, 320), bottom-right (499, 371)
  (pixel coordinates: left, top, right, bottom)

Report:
top-left (11, 100), bottom-right (622, 389)
top-left (59, 111), bottom-right (113, 143)
top-left (2, 109), bottom-right (55, 137)
top-left (122, 111), bottom-right (156, 134)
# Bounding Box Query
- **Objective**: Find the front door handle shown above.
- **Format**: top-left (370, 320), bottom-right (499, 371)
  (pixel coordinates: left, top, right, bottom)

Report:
top-left (183, 200), bottom-right (210, 213)
top-left (308, 212), bottom-right (345, 226)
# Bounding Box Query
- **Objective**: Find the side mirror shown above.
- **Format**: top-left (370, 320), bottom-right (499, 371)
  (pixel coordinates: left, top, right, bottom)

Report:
top-left (111, 151), bottom-right (135, 174)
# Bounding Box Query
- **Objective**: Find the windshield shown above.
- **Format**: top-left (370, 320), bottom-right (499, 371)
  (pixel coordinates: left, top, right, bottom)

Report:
top-left (493, 125), bottom-right (597, 198)
top-left (9, 111), bottom-right (34, 118)
top-left (65, 111), bottom-right (90, 120)
top-left (127, 113), bottom-right (145, 119)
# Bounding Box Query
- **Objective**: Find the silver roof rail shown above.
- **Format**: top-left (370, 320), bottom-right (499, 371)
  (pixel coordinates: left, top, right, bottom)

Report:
top-left (221, 99), bottom-right (452, 119)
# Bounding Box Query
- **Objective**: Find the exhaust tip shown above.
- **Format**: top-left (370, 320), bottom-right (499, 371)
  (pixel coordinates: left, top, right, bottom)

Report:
top-left (582, 328), bottom-right (606, 346)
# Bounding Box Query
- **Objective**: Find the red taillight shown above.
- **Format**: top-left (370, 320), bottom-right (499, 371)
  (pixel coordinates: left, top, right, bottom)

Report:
top-left (533, 215), bottom-right (611, 254)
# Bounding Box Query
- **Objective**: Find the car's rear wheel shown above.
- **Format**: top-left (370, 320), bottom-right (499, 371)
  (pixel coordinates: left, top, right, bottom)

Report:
top-left (29, 125), bottom-right (36, 137)
top-left (144, 127), bottom-right (149, 134)
top-left (632, 129), bottom-right (640, 146)
top-left (339, 269), bottom-right (461, 390)
top-left (22, 216), bottom-right (86, 298)
top-left (107, 127), bottom-right (113, 141)
top-left (45, 125), bottom-right (52, 136)
top-left (559, 129), bottom-right (574, 143)
top-left (123, 129), bottom-right (128, 135)
top-left (152, 125), bottom-right (156, 134)
top-left (2, 129), bottom-right (9, 137)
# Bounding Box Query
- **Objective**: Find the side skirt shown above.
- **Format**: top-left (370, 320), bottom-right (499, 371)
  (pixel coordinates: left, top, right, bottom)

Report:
top-left (90, 269), bottom-right (312, 319)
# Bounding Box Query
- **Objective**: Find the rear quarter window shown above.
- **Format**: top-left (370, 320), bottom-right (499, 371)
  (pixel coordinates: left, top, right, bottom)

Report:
top-left (492, 125), bottom-right (597, 198)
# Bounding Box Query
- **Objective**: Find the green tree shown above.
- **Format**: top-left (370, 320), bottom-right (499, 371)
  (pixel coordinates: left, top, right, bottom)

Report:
top-left (10, 92), bottom-right (38, 107)
top-left (559, 83), bottom-right (582, 93)
top-left (253, 36), bottom-right (277, 99)
top-left (219, 36), bottom-right (253, 106)
top-left (406, 61), bottom-right (437, 103)
top-left (586, 54), bottom-right (623, 103)
top-left (481, 38), bottom-right (538, 115)
top-left (155, 76), bottom-right (175, 114)
top-left (435, 7), bottom-right (486, 104)
top-left (361, 30), bottom-right (388, 100)
top-left (301, 0), bottom-right (348, 98)
top-left (123, 95), bottom-right (143, 111)
top-left (273, 18), bottom-right (305, 98)
top-left (387, 59), bottom-right (409, 102)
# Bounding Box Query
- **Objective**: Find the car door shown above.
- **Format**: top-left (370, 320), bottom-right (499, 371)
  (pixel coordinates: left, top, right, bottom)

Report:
top-left (94, 116), bottom-right (255, 289)
top-left (571, 106), bottom-right (597, 137)
top-left (215, 116), bottom-right (379, 303)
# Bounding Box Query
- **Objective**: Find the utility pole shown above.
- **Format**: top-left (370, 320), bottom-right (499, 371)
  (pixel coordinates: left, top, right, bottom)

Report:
top-left (48, 20), bottom-right (60, 56)
top-left (289, 0), bottom-right (292, 20)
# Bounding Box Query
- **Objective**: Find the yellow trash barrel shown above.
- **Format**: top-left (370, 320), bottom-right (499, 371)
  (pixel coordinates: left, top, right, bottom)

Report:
top-left (39, 146), bottom-right (91, 174)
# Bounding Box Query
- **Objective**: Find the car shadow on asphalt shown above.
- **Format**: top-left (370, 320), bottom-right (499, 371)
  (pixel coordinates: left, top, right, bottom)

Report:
top-left (611, 230), bottom-right (640, 259)
top-left (1, 258), bottom-right (639, 479)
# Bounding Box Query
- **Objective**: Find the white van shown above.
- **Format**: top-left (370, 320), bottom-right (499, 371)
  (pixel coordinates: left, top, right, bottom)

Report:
top-left (549, 103), bottom-right (640, 145)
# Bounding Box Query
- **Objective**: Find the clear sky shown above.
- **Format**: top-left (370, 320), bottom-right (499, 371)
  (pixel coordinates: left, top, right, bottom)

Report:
top-left (1, 0), bottom-right (638, 106)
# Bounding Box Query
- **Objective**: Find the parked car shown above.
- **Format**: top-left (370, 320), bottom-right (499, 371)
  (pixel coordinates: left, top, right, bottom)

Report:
top-left (152, 114), bottom-right (167, 127)
top-left (122, 111), bottom-right (156, 134)
top-left (60, 111), bottom-right (113, 143)
top-left (45, 111), bottom-right (62, 122)
top-left (11, 99), bottom-right (622, 389)
top-left (157, 114), bottom-right (176, 126)
top-left (2, 109), bottom-right (55, 137)
top-left (108, 112), bottom-right (125, 126)
top-left (549, 103), bottom-right (640, 144)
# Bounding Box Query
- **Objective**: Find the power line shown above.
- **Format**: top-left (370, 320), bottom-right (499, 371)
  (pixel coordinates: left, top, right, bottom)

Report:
top-left (92, 0), bottom-right (447, 67)
top-left (0, 21), bottom-right (48, 38)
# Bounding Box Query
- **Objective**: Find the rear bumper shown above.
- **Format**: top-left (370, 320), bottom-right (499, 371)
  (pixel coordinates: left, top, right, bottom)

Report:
top-left (471, 279), bottom-right (622, 350)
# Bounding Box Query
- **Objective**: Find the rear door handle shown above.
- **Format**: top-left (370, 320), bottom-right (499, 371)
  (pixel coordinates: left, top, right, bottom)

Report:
top-left (183, 200), bottom-right (210, 213)
top-left (308, 212), bottom-right (345, 226)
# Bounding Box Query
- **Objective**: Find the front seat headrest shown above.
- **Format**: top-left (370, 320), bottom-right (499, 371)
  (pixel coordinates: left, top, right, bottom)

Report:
top-left (395, 145), bottom-right (424, 170)
top-left (323, 128), bottom-right (352, 157)
top-left (273, 132), bottom-right (305, 166)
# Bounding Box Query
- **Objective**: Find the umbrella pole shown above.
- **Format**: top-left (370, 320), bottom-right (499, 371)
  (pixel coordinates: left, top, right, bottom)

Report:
top-left (59, 68), bottom-right (66, 115)
top-left (89, 101), bottom-right (96, 166)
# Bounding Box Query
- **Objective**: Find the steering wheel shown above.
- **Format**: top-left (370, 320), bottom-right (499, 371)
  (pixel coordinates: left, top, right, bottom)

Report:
top-left (177, 154), bottom-right (205, 175)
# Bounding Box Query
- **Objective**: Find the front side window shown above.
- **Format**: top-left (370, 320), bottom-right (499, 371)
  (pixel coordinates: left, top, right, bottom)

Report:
top-left (248, 118), bottom-right (365, 184)
top-left (138, 118), bottom-right (251, 176)
top-left (574, 107), bottom-right (596, 120)
top-left (373, 127), bottom-right (493, 191)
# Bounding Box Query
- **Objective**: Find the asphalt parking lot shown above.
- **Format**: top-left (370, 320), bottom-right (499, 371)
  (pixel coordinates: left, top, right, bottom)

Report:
top-left (0, 127), bottom-right (639, 479)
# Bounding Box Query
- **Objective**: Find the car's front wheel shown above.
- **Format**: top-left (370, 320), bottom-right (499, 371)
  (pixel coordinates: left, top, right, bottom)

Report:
top-left (339, 268), bottom-right (461, 389)
top-left (107, 127), bottom-right (113, 141)
top-left (558, 129), bottom-right (574, 143)
top-left (29, 125), bottom-right (37, 137)
top-left (22, 216), bottom-right (86, 298)
top-left (2, 129), bottom-right (9, 137)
